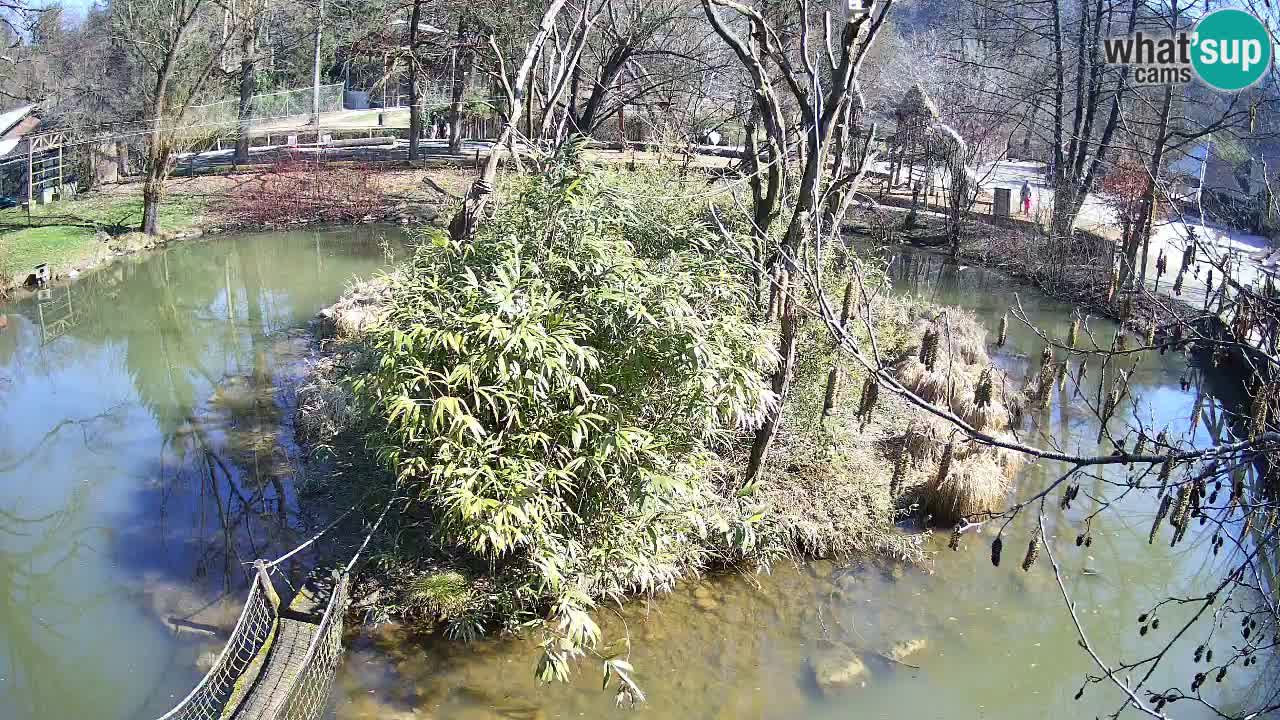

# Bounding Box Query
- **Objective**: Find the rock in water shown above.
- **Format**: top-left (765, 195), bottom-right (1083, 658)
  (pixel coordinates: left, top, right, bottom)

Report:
top-left (810, 648), bottom-right (868, 694)
top-left (886, 637), bottom-right (927, 662)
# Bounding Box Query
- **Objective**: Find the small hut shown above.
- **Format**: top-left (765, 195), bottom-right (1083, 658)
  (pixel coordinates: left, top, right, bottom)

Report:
top-left (888, 84), bottom-right (940, 190)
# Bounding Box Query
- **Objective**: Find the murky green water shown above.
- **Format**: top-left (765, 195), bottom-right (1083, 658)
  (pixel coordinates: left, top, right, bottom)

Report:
top-left (0, 233), bottom-right (1267, 720)
top-left (330, 246), bottom-right (1271, 720)
top-left (0, 227), bottom-right (402, 720)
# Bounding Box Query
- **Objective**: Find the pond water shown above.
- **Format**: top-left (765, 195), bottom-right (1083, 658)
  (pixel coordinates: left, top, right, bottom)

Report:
top-left (0, 226), bottom-right (403, 720)
top-left (0, 232), bottom-right (1267, 720)
top-left (330, 246), bottom-right (1270, 720)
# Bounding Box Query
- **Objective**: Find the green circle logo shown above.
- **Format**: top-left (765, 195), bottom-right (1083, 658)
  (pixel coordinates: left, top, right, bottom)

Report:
top-left (1192, 9), bottom-right (1273, 91)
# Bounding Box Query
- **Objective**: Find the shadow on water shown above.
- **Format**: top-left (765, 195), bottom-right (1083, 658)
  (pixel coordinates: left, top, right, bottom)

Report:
top-left (0, 226), bottom-right (405, 720)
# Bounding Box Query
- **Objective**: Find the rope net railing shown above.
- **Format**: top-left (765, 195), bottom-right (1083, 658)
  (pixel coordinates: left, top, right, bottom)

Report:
top-left (155, 496), bottom-right (392, 720)
top-left (155, 571), bottom-right (278, 720)
top-left (277, 573), bottom-right (352, 720)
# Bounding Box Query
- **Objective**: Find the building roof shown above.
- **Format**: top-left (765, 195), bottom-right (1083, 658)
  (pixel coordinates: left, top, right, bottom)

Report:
top-left (0, 104), bottom-right (36, 138)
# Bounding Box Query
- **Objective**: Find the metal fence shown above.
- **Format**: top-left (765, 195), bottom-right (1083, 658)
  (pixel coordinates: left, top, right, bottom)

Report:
top-left (187, 84), bottom-right (345, 128)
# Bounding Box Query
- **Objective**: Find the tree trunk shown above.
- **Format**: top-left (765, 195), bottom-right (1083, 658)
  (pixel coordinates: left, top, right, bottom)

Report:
top-left (746, 268), bottom-right (798, 480)
top-left (447, 17), bottom-right (471, 154)
top-left (310, 0), bottom-right (324, 126)
top-left (142, 158), bottom-right (166, 235)
top-left (115, 141), bottom-right (129, 178)
top-left (447, 0), bottom-right (569, 241)
top-left (407, 0), bottom-right (423, 161)
top-left (142, 60), bottom-right (173, 235)
top-left (745, 135), bottom-right (823, 483)
top-left (235, 19), bottom-right (257, 165)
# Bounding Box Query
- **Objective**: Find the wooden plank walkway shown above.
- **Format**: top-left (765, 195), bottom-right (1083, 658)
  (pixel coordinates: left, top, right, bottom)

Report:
top-left (230, 617), bottom-right (319, 720)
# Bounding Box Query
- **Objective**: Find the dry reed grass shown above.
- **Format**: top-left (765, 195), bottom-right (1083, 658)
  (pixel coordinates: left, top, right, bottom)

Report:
top-left (890, 310), bottom-right (1027, 524)
top-left (917, 451), bottom-right (1012, 524)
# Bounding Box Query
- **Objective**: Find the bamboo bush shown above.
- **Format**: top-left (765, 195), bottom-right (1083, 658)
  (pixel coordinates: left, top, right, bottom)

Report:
top-left (351, 165), bottom-right (781, 655)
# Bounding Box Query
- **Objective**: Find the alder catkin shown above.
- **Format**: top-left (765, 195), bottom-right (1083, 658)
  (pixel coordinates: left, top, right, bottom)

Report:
top-left (1021, 535), bottom-right (1040, 571)
top-left (936, 441), bottom-right (954, 486)
top-left (991, 535), bottom-right (1003, 567)
top-left (1150, 494), bottom-right (1172, 544)
top-left (974, 368), bottom-right (994, 408)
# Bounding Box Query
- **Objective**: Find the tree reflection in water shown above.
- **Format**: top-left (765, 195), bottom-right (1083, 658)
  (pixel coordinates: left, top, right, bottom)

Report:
top-left (0, 227), bottom-right (400, 720)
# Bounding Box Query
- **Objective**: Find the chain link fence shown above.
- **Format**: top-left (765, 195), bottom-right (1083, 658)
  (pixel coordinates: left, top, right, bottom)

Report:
top-left (187, 84), bottom-right (345, 128)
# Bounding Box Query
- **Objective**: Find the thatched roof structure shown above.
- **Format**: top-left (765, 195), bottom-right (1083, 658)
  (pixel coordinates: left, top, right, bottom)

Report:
top-left (896, 84), bottom-right (939, 123)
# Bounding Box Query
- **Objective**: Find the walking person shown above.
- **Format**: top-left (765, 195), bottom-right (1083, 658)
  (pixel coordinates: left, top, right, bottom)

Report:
top-left (1019, 179), bottom-right (1033, 216)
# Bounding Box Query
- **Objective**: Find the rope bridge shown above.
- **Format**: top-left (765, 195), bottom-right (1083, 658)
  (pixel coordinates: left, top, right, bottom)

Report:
top-left (154, 495), bottom-right (396, 720)
top-left (155, 562), bottom-right (351, 720)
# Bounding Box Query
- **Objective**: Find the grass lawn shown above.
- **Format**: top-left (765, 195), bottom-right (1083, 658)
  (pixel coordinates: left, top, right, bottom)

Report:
top-left (0, 191), bottom-right (205, 287)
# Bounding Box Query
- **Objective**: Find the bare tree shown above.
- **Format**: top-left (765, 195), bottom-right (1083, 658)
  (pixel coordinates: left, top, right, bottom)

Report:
top-left (703, 0), bottom-right (893, 483)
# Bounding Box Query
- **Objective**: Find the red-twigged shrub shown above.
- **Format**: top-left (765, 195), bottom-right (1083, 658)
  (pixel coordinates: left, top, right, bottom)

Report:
top-left (220, 155), bottom-right (388, 226)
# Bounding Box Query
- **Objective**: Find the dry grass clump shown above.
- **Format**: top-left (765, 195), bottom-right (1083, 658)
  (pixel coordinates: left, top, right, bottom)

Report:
top-left (918, 450), bottom-right (1011, 524)
top-left (296, 355), bottom-right (359, 444)
top-left (889, 311), bottom-right (1026, 524)
top-left (898, 356), bottom-right (963, 406)
top-left (297, 279), bottom-right (393, 445)
top-left (908, 310), bottom-right (987, 365)
top-left (755, 394), bottom-right (925, 563)
top-left (954, 394), bottom-right (1011, 432)
top-left (890, 428), bottom-right (1022, 524)
top-left (895, 313), bottom-right (1012, 434)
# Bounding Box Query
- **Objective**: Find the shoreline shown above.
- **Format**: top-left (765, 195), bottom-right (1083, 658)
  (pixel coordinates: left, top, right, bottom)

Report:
top-left (0, 195), bottom-right (448, 301)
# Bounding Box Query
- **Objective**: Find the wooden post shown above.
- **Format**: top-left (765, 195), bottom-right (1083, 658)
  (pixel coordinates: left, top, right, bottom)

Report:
top-left (26, 139), bottom-right (33, 205)
top-left (255, 560), bottom-right (282, 610)
top-left (56, 145), bottom-right (63, 195)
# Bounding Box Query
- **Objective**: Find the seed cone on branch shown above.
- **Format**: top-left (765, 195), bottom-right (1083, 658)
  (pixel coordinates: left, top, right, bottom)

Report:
top-left (919, 328), bottom-right (941, 370)
top-left (856, 375), bottom-right (880, 420)
top-left (997, 313), bottom-right (1008, 346)
top-left (889, 446), bottom-right (909, 498)
top-left (1067, 315), bottom-right (1080, 349)
top-left (1150, 494), bottom-right (1172, 544)
top-left (1021, 534), bottom-right (1040, 571)
top-left (1098, 389), bottom-right (1119, 442)
top-left (1157, 459), bottom-right (1172, 497)
top-left (974, 368), bottom-right (994, 408)
top-left (991, 535), bottom-right (1003, 567)
top-left (936, 441), bottom-right (954, 486)
top-left (1250, 383), bottom-right (1273, 440)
